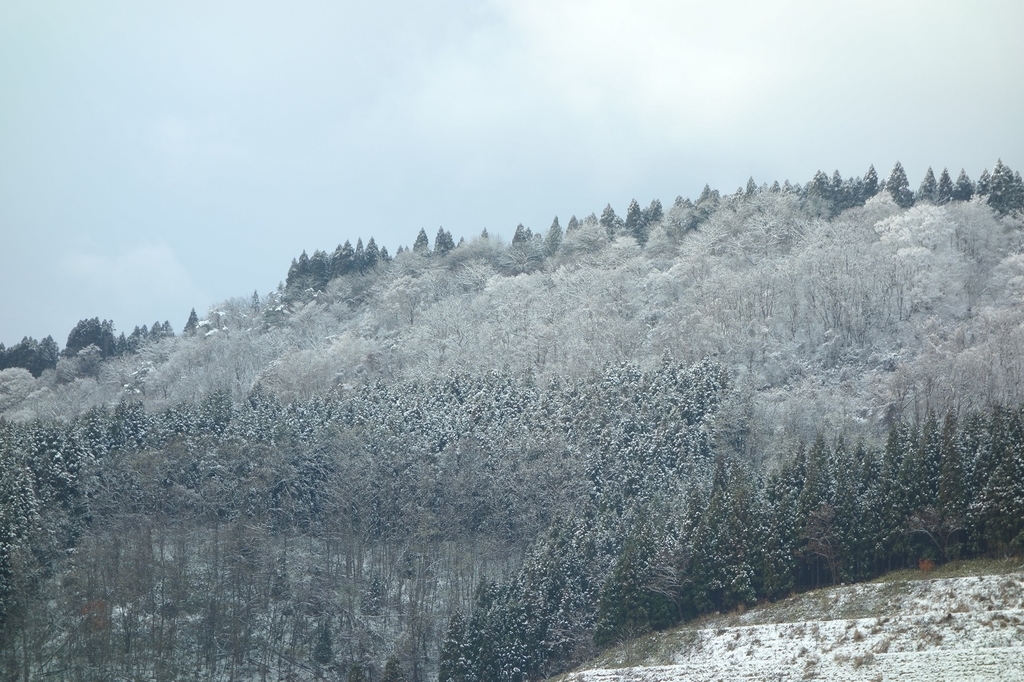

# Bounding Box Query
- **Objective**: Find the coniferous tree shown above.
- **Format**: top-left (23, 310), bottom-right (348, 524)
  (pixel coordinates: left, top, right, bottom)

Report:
top-left (886, 161), bottom-right (915, 208)
top-left (952, 169), bottom-right (974, 201)
top-left (625, 199), bottom-right (644, 245)
top-left (332, 241), bottom-right (356, 278)
top-left (917, 167), bottom-right (937, 204)
top-left (936, 168), bottom-right (954, 204)
top-left (512, 223), bottom-right (530, 245)
top-left (183, 308), bottom-right (199, 336)
top-left (807, 170), bottom-right (831, 202)
top-left (642, 199), bottom-right (663, 227)
top-left (439, 611), bottom-right (469, 682)
top-left (976, 168), bottom-right (991, 196)
top-left (355, 238), bottom-right (365, 270)
top-left (599, 204), bottom-right (622, 239)
top-left (64, 318), bottom-right (117, 358)
top-left (413, 228), bottom-right (430, 254)
top-left (365, 237), bottom-right (381, 269)
top-left (434, 227), bottom-right (456, 255)
top-left (863, 164), bottom-right (880, 198)
top-left (566, 215), bottom-right (579, 233)
top-left (546, 217), bottom-right (563, 256)
top-left (987, 159), bottom-right (1022, 214)
top-left (309, 249), bottom-right (331, 289)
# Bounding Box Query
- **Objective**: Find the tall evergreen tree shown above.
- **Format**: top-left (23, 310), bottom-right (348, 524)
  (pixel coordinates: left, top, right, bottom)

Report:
top-left (439, 611), bottom-right (469, 682)
top-left (354, 238), bottom-right (365, 270)
top-left (886, 161), bottom-right (915, 208)
top-left (936, 168), bottom-right (954, 205)
top-left (599, 204), bottom-right (622, 239)
top-left (64, 318), bottom-right (118, 358)
top-left (566, 215), bottom-right (579, 233)
top-left (546, 217), bottom-right (563, 256)
top-left (642, 199), bottom-right (663, 227)
top-left (987, 159), bottom-right (1022, 214)
top-left (365, 237), bottom-right (381, 268)
top-left (863, 164), bottom-right (880, 198)
top-left (917, 167), bottom-right (937, 204)
top-left (976, 168), bottom-right (991, 196)
top-left (332, 241), bottom-right (356, 278)
top-left (413, 228), bottom-right (430, 254)
top-left (952, 169), bottom-right (974, 202)
top-left (434, 227), bottom-right (456, 255)
top-left (183, 308), bottom-right (199, 336)
top-left (625, 199), bottom-right (644, 245)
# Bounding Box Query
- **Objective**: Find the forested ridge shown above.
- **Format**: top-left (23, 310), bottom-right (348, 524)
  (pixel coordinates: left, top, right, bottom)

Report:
top-left (2, 160), bottom-right (1024, 681)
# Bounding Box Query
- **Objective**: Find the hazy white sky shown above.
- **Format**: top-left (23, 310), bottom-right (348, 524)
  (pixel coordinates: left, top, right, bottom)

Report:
top-left (2, 0), bottom-right (1022, 346)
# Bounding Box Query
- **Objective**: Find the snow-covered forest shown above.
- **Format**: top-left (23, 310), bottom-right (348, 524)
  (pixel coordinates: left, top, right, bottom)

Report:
top-left (2, 161), bottom-right (1024, 681)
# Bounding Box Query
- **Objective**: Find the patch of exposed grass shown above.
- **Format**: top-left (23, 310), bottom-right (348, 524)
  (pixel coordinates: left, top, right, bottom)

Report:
top-left (554, 556), bottom-right (1023, 680)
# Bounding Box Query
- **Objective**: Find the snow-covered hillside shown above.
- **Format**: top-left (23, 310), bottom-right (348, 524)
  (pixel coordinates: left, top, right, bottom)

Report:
top-left (566, 569), bottom-right (1024, 681)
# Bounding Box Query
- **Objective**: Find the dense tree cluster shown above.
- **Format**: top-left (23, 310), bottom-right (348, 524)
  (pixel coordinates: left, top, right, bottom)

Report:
top-left (0, 360), bottom-right (722, 679)
top-left (1, 159), bottom-right (1023, 680)
top-left (440, 406), bottom-right (1024, 681)
top-left (0, 336), bottom-right (59, 378)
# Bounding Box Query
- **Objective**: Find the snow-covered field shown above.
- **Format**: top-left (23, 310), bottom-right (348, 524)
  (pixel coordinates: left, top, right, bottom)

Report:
top-left (565, 571), bottom-right (1024, 681)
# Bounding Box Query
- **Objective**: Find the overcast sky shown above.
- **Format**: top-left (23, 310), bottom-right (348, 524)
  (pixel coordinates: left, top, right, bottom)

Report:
top-left (2, 0), bottom-right (1022, 346)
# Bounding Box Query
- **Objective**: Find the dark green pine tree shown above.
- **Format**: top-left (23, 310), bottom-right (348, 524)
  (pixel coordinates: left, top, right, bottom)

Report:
top-left (511, 223), bottom-right (531, 245)
top-left (935, 168), bottom-right (954, 204)
top-left (987, 159), bottom-right (1022, 215)
top-left (642, 199), bottom-right (663, 227)
top-left (831, 171), bottom-right (845, 208)
top-left (332, 241), bottom-right (356, 278)
top-left (354, 238), bottom-right (365, 270)
top-left (976, 168), bottom-right (991, 196)
top-left (413, 228), bottom-right (430, 254)
top-left (364, 237), bottom-right (381, 268)
top-left (624, 199), bottom-right (644, 245)
top-left (289, 250), bottom-right (311, 288)
top-left (566, 215), bottom-right (579, 232)
top-left (952, 169), bottom-right (974, 201)
top-left (886, 161), bottom-right (915, 208)
top-left (595, 524), bottom-right (678, 645)
top-left (807, 170), bottom-right (831, 201)
top-left (917, 167), bottom-right (938, 203)
top-left (434, 227), bottom-right (456, 255)
top-left (184, 308), bottom-right (199, 336)
top-left (439, 611), bottom-right (469, 682)
top-left (309, 249), bottom-right (331, 289)
top-left (863, 164), bottom-right (880, 198)
top-left (978, 408), bottom-right (1024, 554)
top-left (546, 217), bottom-right (563, 256)
top-left (600, 204), bottom-right (622, 239)
top-left (31, 336), bottom-right (59, 377)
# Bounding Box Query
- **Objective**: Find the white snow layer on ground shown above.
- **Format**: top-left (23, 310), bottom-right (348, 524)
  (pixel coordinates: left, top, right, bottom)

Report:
top-left (567, 572), bottom-right (1024, 681)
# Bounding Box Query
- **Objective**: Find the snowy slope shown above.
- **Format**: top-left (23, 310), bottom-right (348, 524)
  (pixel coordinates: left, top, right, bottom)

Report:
top-left (565, 571), bottom-right (1024, 681)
